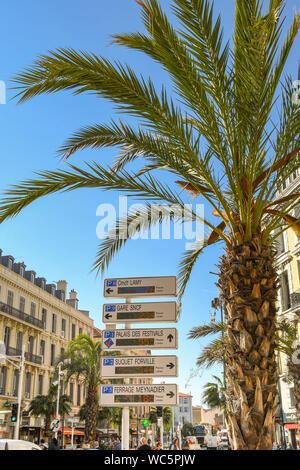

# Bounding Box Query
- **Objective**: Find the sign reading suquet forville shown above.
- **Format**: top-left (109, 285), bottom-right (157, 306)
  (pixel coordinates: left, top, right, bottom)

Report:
top-left (101, 355), bottom-right (178, 378)
top-left (102, 328), bottom-right (178, 351)
top-left (103, 276), bottom-right (177, 299)
top-left (100, 383), bottom-right (178, 406)
top-left (102, 301), bottom-right (177, 324)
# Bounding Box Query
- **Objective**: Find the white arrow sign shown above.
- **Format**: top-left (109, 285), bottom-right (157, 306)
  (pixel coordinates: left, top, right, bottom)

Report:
top-left (102, 328), bottom-right (178, 351)
top-left (100, 383), bottom-right (178, 406)
top-left (102, 301), bottom-right (177, 324)
top-left (101, 355), bottom-right (178, 378)
top-left (104, 276), bottom-right (177, 298)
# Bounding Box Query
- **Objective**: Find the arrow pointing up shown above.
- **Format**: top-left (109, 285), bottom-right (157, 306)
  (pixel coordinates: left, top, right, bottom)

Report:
top-left (166, 363), bottom-right (175, 369)
top-left (167, 334), bottom-right (174, 342)
top-left (167, 391), bottom-right (174, 398)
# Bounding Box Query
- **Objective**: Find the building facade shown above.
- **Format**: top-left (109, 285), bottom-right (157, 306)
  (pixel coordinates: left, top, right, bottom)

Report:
top-left (173, 392), bottom-right (193, 428)
top-left (273, 171), bottom-right (300, 448)
top-left (192, 405), bottom-right (224, 427)
top-left (0, 248), bottom-right (94, 441)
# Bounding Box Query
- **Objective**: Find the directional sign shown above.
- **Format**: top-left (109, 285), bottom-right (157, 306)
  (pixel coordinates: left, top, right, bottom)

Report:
top-left (102, 328), bottom-right (178, 351)
top-left (101, 355), bottom-right (178, 378)
top-left (104, 276), bottom-right (177, 299)
top-left (100, 384), bottom-right (178, 406)
top-left (102, 301), bottom-right (177, 324)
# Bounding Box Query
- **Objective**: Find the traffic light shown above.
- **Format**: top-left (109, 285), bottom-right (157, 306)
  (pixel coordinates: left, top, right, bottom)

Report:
top-left (11, 403), bottom-right (18, 422)
top-left (156, 407), bottom-right (163, 418)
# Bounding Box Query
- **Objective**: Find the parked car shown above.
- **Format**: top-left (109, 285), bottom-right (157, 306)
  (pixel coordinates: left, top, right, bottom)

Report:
top-left (0, 439), bottom-right (41, 450)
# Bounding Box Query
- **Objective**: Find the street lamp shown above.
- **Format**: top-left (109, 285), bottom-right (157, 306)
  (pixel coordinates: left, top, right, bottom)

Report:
top-left (52, 362), bottom-right (64, 440)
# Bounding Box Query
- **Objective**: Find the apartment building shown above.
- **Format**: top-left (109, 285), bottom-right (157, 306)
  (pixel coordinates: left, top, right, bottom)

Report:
top-left (173, 392), bottom-right (193, 428)
top-left (0, 248), bottom-right (94, 441)
top-left (273, 170), bottom-right (300, 447)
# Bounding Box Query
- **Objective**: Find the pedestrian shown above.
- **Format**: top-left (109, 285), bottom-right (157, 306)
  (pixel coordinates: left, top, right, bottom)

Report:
top-left (49, 438), bottom-right (60, 450)
top-left (169, 438), bottom-right (179, 450)
top-left (156, 441), bottom-right (162, 450)
top-left (39, 438), bottom-right (48, 450)
top-left (286, 442), bottom-right (294, 450)
top-left (182, 439), bottom-right (190, 450)
top-left (138, 437), bottom-right (152, 450)
top-left (115, 440), bottom-right (121, 450)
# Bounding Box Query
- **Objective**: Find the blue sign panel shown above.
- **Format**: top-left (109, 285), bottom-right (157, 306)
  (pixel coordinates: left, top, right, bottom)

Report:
top-left (103, 358), bottom-right (114, 366)
top-left (105, 305), bottom-right (116, 312)
top-left (106, 280), bottom-right (117, 287)
top-left (104, 331), bottom-right (115, 338)
top-left (102, 386), bottom-right (113, 394)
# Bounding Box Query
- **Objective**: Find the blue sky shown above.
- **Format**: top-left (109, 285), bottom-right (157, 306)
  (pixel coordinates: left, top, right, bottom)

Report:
top-left (0, 0), bottom-right (299, 406)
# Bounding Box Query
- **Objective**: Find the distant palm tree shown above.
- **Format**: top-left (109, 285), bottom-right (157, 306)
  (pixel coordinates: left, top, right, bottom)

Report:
top-left (29, 384), bottom-right (72, 441)
top-left (60, 334), bottom-right (102, 445)
top-left (1, 0), bottom-right (300, 449)
top-left (202, 376), bottom-right (226, 412)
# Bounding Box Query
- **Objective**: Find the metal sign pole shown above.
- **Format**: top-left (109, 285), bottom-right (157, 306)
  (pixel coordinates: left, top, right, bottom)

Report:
top-left (122, 299), bottom-right (131, 451)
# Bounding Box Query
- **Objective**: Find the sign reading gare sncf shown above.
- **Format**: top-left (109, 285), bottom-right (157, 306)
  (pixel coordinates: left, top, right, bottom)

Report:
top-left (102, 301), bottom-right (177, 324)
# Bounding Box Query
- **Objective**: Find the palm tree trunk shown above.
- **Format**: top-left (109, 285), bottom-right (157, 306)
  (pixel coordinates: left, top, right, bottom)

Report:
top-left (85, 386), bottom-right (98, 445)
top-left (218, 234), bottom-right (278, 450)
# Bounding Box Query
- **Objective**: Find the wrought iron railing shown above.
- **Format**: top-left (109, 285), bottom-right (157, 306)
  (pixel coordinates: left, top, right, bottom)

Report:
top-left (0, 301), bottom-right (45, 329)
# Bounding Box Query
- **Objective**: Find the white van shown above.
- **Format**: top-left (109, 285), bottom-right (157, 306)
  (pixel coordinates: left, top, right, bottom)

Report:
top-left (0, 439), bottom-right (41, 450)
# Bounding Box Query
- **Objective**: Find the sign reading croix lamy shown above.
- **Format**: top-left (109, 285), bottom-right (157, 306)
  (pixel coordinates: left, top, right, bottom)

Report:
top-left (103, 276), bottom-right (177, 298)
top-left (100, 383), bottom-right (178, 406)
top-left (101, 355), bottom-right (178, 378)
top-left (102, 301), bottom-right (177, 324)
top-left (102, 328), bottom-right (178, 351)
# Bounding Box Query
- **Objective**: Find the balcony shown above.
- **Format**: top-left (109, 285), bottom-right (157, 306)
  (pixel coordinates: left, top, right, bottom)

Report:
top-left (5, 346), bottom-right (43, 365)
top-left (290, 292), bottom-right (300, 309)
top-left (0, 301), bottom-right (45, 330)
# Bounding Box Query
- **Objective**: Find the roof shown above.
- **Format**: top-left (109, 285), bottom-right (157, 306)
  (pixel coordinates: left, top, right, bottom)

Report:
top-left (179, 392), bottom-right (192, 397)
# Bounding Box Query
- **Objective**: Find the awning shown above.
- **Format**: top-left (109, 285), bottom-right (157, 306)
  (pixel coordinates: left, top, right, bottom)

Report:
top-left (284, 423), bottom-right (298, 430)
top-left (59, 427), bottom-right (84, 436)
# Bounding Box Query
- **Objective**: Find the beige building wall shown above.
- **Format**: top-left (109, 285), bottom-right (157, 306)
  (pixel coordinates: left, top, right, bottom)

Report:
top-left (0, 256), bottom-right (94, 438)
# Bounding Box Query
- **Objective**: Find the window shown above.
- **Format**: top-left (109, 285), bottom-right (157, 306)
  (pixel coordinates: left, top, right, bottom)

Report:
top-left (3, 327), bottom-right (10, 349)
top-left (16, 332), bottom-right (23, 353)
top-left (50, 344), bottom-right (55, 366)
top-left (38, 375), bottom-right (44, 395)
top-left (72, 324), bottom-right (76, 339)
top-left (30, 302), bottom-right (36, 317)
top-left (25, 372), bottom-right (32, 398)
top-left (61, 319), bottom-right (66, 337)
top-left (52, 314), bottom-right (57, 333)
top-left (0, 366), bottom-right (7, 395)
top-left (77, 384), bottom-right (81, 406)
top-left (280, 271), bottom-right (291, 311)
top-left (7, 290), bottom-right (14, 307)
top-left (19, 296), bottom-right (25, 313)
top-left (12, 370), bottom-right (19, 397)
top-left (79, 327), bottom-right (83, 335)
top-left (40, 340), bottom-right (45, 361)
top-left (60, 348), bottom-right (65, 358)
top-left (70, 383), bottom-right (74, 403)
top-left (42, 308), bottom-right (47, 328)
top-left (28, 336), bottom-right (34, 354)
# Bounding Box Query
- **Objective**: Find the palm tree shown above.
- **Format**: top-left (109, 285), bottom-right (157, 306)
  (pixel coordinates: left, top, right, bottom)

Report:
top-left (29, 384), bottom-right (72, 441)
top-left (202, 376), bottom-right (226, 411)
top-left (1, 0), bottom-right (300, 449)
top-left (61, 334), bottom-right (103, 445)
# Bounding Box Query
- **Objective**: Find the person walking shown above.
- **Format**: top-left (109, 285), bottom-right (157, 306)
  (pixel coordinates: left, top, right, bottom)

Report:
top-left (49, 438), bottom-right (60, 450)
top-left (39, 439), bottom-right (48, 450)
top-left (138, 437), bottom-right (152, 450)
top-left (169, 438), bottom-right (179, 450)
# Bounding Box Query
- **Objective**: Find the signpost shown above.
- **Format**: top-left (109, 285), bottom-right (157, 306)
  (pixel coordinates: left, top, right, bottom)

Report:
top-left (103, 301), bottom-right (177, 324)
top-left (104, 276), bottom-right (177, 299)
top-left (100, 275), bottom-right (179, 451)
top-left (102, 328), bottom-right (178, 351)
top-left (100, 384), bottom-right (178, 406)
top-left (101, 355), bottom-right (178, 378)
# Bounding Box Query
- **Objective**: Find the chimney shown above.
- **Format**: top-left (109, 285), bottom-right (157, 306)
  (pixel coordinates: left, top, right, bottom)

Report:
top-left (66, 289), bottom-right (78, 310)
top-left (57, 280), bottom-right (67, 301)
